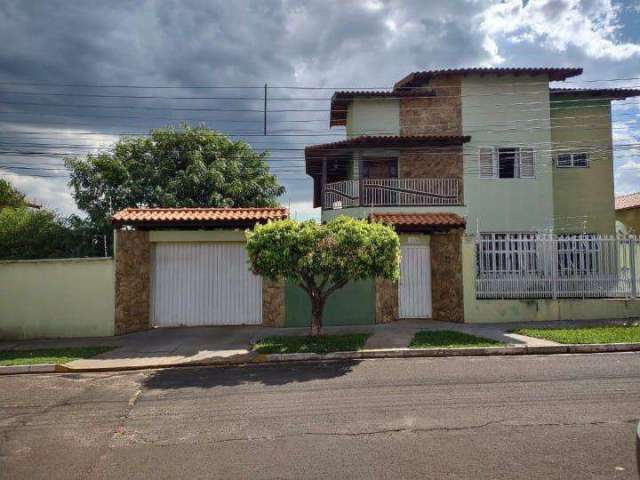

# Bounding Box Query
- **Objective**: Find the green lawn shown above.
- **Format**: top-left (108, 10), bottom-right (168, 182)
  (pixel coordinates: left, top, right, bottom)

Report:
top-left (409, 330), bottom-right (504, 349)
top-left (0, 346), bottom-right (115, 366)
top-left (253, 334), bottom-right (370, 354)
top-left (513, 325), bottom-right (640, 344)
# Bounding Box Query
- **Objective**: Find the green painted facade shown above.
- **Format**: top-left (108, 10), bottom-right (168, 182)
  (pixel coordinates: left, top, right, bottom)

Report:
top-left (346, 98), bottom-right (399, 138)
top-left (551, 99), bottom-right (615, 234)
top-left (461, 75), bottom-right (555, 233)
top-left (284, 278), bottom-right (375, 327)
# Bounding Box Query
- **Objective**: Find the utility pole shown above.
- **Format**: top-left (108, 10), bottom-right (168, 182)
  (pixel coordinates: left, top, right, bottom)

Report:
top-left (264, 83), bottom-right (267, 136)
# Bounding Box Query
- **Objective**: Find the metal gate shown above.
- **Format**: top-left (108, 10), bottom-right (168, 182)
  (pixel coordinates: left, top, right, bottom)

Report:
top-left (151, 243), bottom-right (262, 327)
top-left (398, 245), bottom-right (432, 318)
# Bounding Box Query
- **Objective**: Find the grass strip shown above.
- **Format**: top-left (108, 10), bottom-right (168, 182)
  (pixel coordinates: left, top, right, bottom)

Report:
top-left (0, 346), bottom-right (115, 366)
top-left (253, 334), bottom-right (369, 354)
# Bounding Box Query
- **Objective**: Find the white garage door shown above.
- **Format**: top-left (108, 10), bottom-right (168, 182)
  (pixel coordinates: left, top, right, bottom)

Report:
top-left (151, 243), bottom-right (262, 327)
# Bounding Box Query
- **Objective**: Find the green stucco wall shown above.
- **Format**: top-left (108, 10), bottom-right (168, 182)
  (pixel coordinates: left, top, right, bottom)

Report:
top-left (551, 99), bottom-right (615, 234)
top-left (284, 278), bottom-right (375, 327)
top-left (0, 258), bottom-right (115, 339)
top-left (461, 75), bottom-right (554, 232)
top-left (617, 209), bottom-right (640, 235)
top-left (347, 99), bottom-right (400, 138)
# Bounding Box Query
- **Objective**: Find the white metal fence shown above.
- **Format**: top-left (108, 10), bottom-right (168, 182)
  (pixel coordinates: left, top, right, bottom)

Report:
top-left (475, 234), bottom-right (640, 299)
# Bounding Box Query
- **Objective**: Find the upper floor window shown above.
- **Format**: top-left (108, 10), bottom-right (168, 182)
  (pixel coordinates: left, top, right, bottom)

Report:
top-left (479, 147), bottom-right (535, 179)
top-left (556, 152), bottom-right (588, 168)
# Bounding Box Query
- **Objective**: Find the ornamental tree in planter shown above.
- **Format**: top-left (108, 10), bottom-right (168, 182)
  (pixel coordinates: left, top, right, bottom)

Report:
top-left (246, 216), bottom-right (400, 336)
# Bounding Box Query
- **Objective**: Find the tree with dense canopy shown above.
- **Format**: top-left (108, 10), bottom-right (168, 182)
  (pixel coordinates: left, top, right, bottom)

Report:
top-left (65, 125), bottom-right (285, 253)
top-left (0, 180), bottom-right (102, 259)
top-left (246, 216), bottom-right (400, 336)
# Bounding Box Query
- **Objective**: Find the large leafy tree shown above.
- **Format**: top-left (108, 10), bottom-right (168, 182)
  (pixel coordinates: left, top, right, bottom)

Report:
top-left (247, 216), bottom-right (400, 336)
top-left (65, 125), bottom-right (285, 252)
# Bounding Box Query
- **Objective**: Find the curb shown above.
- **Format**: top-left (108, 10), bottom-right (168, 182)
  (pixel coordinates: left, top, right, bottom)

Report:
top-left (2, 343), bottom-right (640, 375)
top-left (0, 363), bottom-right (57, 375)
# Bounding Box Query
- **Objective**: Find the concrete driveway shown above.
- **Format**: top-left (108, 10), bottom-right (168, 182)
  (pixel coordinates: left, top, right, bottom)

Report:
top-left (2, 317), bottom-right (634, 370)
top-left (0, 319), bottom-right (562, 370)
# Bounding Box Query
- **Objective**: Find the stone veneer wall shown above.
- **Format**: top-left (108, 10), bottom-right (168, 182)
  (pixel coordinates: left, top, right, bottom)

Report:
top-left (262, 278), bottom-right (285, 327)
top-left (115, 230), bottom-right (151, 335)
top-left (375, 278), bottom-right (398, 323)
top-left (399, 75), bottom-right (462, 136)
top-left (398, 146), bottom-right (464, 203)
top-left (430, 229), bottom-right (464, 322)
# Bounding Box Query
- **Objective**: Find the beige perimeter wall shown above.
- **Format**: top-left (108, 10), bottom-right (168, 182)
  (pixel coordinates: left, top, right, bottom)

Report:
top-left (0, 258), bottom-right (115, 339)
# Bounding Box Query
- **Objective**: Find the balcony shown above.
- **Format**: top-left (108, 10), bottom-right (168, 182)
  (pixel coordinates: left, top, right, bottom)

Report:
top-left (322, 177), bottom-right (462, 210)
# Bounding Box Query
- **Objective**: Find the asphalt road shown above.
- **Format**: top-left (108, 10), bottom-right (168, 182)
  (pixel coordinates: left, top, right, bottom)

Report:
top-left (1, 354), bottom-right (640, 480)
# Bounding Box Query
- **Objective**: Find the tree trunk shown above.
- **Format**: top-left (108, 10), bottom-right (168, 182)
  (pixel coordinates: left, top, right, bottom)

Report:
top-left (309, 296), bottom-right (325, 337)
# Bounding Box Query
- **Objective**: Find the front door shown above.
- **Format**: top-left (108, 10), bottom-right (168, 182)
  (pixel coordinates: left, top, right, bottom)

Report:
top-left (362, 158), bottom-right (398, 205)
top-left (398, 244), bottom-right (432, 318)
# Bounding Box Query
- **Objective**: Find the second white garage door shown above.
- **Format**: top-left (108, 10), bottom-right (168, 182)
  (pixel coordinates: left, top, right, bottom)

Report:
top-left (151, 243), bottom-right (262, 327)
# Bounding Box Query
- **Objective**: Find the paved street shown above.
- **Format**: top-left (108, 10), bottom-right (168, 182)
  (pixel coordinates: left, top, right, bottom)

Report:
top-left (1, 354), bottom-right (639, 479)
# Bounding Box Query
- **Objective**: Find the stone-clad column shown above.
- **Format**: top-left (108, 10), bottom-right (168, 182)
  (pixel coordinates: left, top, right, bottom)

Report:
top-left (114, 230), bottom-right (151, 335)
top-left (375, 278), bottom-right (398, 323)
top-left (430, 229), bottom-right (464, 322)
top-left (262, 278), bottom-right (285, 327)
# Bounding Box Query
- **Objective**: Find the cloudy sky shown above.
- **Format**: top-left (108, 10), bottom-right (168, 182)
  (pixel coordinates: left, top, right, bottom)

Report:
top-left (0, 0), bottom-right (639, 220)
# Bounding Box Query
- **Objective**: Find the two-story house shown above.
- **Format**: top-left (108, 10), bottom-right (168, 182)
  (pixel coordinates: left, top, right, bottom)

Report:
top-left (303, 67), bottom-right (640, 324)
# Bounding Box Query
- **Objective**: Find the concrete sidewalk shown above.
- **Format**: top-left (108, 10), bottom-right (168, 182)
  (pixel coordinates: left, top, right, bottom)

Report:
top-left (0, 318), bottom-right (637, 372)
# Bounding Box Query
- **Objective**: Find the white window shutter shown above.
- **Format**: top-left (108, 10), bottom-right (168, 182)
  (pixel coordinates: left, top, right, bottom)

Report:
top-left (479, 147), bottom-right (496, 178)
top-left (519, 147), bottom-right (535, 178)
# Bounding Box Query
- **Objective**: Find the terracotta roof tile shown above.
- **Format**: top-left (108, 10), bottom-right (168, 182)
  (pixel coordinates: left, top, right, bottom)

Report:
top-left (550, 88), bottom-right (640, 100)
top-left (306, 135), bottom-right (470, 153)
top-left (112, 207), bottom-right (288, 226)
top-left (615, 193), bottom-right (640, 211)
top-left (394, 67), bottom-right (583, 89)
top-left (370, 212), bottom-right (466, 230)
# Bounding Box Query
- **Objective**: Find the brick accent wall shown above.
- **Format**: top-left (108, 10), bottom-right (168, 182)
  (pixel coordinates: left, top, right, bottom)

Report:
top-left (430, 229), bottom-right (464, 322)
top-left (398, 146), bottom-right (464, 202)
top-left (399, 146), bottom-right (463, 178)
top-left (375, 278), bottom-right (398, 323)
top-left (114, 230), bottom-right (151, 335)
top-left (399, 75), bottom-right (462, 136)
top-left (262, 278), bottom-right (285, 327)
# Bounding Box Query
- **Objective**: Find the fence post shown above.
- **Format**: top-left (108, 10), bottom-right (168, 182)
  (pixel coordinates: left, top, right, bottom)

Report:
top-left (630, 238), bottom-right (637, 299)
top-left (551, 235), bottom-right (558, 299)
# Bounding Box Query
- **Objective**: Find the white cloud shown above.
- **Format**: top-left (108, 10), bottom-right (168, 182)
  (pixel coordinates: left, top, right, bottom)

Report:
top-left (481, 0), bottom-right (640, 61)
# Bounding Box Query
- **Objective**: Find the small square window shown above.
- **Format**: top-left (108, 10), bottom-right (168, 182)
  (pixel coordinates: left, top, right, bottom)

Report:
top-left (556, 152), bottom-right (588, 168)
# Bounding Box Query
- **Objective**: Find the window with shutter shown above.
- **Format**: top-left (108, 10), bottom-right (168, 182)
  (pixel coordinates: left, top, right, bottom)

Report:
top-left (519, 148), bottom-right (535, 178)
top-left (479, 147), bottom-right (496, 179)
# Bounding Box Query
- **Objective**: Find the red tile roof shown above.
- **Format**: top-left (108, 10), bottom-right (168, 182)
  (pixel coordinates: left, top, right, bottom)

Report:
top-left (306, 135), bottom-right (470, 153)
top-left (615, 193), bottom-right (640, 211)
top-left (394, 67), bottom-right (583, 90)
top-left (330, 90), bottom-right (434, 126)
top-left (112, 207), bottom-right (288, 227)
top-left (550, 88), bottom-right (640, 100)
top-left (370, 212), bottom-right (466, 231)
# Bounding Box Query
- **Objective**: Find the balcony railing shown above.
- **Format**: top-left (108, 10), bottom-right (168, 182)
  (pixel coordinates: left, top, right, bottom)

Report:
top-left (323, 177), bottom-right (462, 209)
